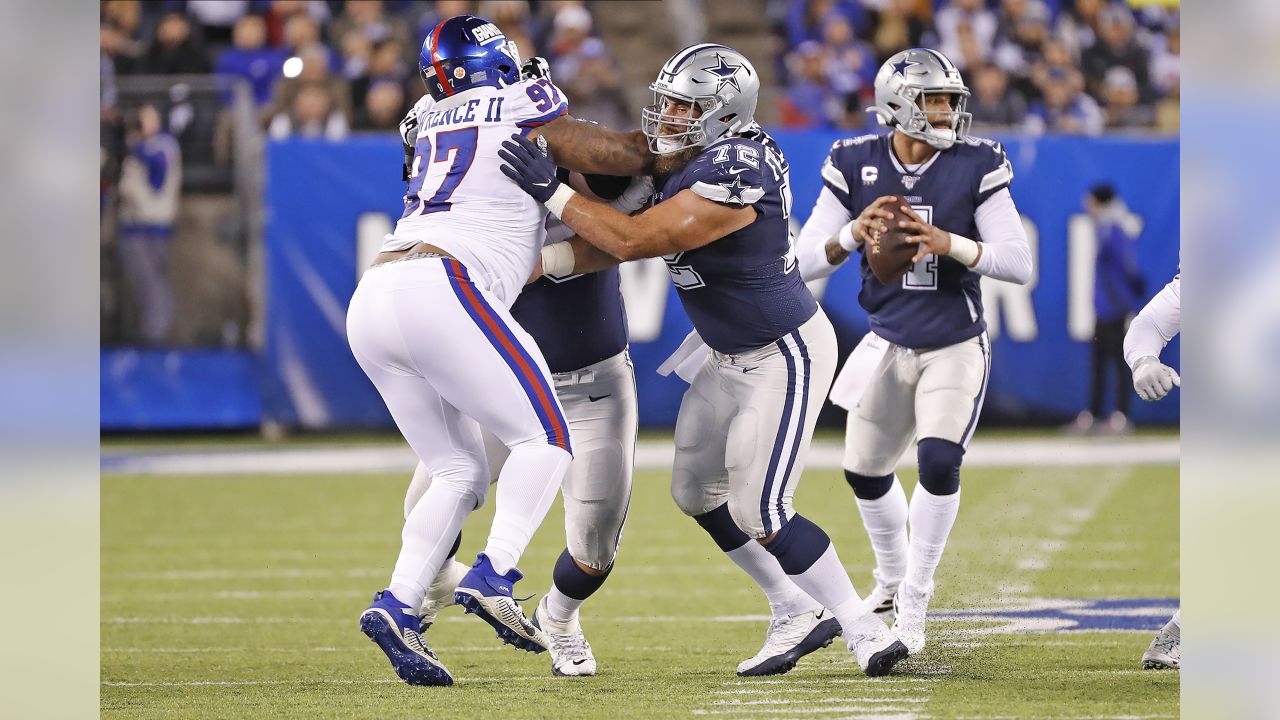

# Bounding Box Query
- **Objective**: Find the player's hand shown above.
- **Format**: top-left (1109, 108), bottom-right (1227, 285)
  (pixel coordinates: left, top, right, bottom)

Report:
top-left (1132, 356), bottom-right (1180, 401)
top-left (521, 56), bottom-right (552, 82)
top-left (611, 175), bottom-right (654, 214)
top-left (499, 133), bottom-right (561, 204)
top-left (851, 196), bottom-right (897, 246)
top-left (399, 105), bottom-right (422, 150)
top-left (896, 204), bottom-right (951, 263)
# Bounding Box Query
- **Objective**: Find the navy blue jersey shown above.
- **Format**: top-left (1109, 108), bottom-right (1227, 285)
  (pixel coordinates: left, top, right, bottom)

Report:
top-left (823, 133), bottom-right (1013, 349)
top-left (511, 267), bottom-right (628, 373)
top-left (652, 126), bottom-right (818, 354)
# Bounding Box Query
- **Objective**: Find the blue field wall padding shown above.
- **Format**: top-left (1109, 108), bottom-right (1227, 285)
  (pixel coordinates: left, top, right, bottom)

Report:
top-left (100, 348), bottom-right (263, 430)
top-left (101, 132), bottom-right (1178, 430)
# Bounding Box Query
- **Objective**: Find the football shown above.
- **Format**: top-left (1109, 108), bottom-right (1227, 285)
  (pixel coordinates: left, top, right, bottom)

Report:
top-left (865, 195), bottom-right (918, 285)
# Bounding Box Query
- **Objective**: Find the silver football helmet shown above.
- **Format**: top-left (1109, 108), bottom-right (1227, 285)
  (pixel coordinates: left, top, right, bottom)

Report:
top-left (641, 43), bottom-right (759, 155)
top-left (867, 48), bottom-right (972, 150)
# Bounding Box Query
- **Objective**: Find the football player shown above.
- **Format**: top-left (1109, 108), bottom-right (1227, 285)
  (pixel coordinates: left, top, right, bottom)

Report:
top-left (1123, 272), bottom-right (1180, 670)
top-left (795, 48), bottom-right (1033, 656)
top-left (351, 15), bottom-right (661, 686)
top-left (502, 43), bottom-right (909, 677)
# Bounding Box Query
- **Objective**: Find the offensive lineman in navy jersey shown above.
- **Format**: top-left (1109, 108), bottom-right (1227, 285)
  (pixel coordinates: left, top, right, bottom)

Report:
top-left (501, 43), bottom-right (908, 677)
top-left (796, 48), bottom-right (1033, 656)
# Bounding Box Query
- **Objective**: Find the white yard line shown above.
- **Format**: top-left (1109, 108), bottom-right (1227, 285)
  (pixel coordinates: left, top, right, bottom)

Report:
top-left (102, 437), bottom-right (1178, 476)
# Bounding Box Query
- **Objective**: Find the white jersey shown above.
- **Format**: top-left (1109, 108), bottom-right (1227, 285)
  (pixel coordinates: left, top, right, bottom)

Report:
top-left (382, 77), bottom-right (569, 307)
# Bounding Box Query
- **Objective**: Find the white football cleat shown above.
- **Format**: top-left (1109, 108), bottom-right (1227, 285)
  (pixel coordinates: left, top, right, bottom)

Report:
top-left (532, 596), bottom-right (597, 676)
top-left (847, 614), bottom-right (908, 677)
top-left (891, 583), bottom-right (932, 655)
top-left (736, 607), bottom-right (842, 676)
top-left (419, 559), bottom-right (470, 628)
top-left (1142, 619), bottom-right (1180, 670)
top-left (861, 573), bottom-right (900, 622)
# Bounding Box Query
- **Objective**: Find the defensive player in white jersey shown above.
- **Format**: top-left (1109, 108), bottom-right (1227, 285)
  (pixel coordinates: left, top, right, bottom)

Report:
top-left (502, 44), bottom-right (910, 678)
top-left (795, 48), bottom-right (1033, 656)
top-left (1123, 273), bottom-right (1181, 670)
top-left (396, 60), bottom-right (653, 678)
top-left (349, 16), bottom-right (658, 687)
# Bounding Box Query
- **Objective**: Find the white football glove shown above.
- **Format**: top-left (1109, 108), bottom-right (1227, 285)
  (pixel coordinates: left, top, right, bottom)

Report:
top-left (1132, 356), bottom-right (1180, 401)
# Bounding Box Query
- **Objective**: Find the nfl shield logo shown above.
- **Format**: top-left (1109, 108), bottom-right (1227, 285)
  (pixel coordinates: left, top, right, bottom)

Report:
top-left (902, 175), bottom-right (920, 190)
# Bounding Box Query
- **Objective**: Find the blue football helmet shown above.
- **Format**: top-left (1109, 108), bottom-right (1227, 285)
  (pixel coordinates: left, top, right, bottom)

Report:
top-left (419, 15), bottom-right (522, 101)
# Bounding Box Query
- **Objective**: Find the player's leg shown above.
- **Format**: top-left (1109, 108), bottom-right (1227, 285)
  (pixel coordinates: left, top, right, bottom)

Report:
top-left (423, 259), bottom-right (573, 653)
top-left (841, 345), bottom-right (919, 620)
top-left (533, 351), bottom-right (638, 677)
top-left (346, 270), bottom-right (492, 685)
top-left (727, 312), bottom-right (906, 677)
top-left (896, 333), bottom-right (991, 654)
top-left (1103, 317), bottom-right (1132, 431)
top-left (669, 355), bottom-right (823, 676)
top-left (1142, 608), bottom-right (1180, 669)
top-left (404, 462), bottom-right (470, 628)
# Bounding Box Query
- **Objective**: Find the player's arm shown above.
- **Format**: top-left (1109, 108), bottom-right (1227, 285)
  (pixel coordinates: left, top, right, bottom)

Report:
top-left (529, 116), bottom-right (655, 176)
top-left (558, 187), bottom-right (753, 261)
top-left (1124, 275), bottom-right (1181, 401)
top-left (796, 148), bottom-right (894, 280)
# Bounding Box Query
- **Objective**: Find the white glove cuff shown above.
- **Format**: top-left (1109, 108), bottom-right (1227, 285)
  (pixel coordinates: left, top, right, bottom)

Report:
top-left (544, 184), bottom-right (576, 218)
top-left (541, 241), bottom-right (575, 277)
top-left (947, 233), bottom-right (981, 267)
top-left (838, 222), bottom-right (860, 252)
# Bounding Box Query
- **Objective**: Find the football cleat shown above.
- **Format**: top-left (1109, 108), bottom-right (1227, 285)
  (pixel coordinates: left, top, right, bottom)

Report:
top-left (736, 608), bottom-right (842, 677)
top-left (891, 583), bottom-right (932, 655)
top-left (359, 590), bottom-right (453, 686)
top-left (454, 553), bottom-right (550, 653)
top-left (862, 574), bottom-right (900, 622)
top-left (532, 596), bottom-right (597, 677)
top-left (848, 614), bottom-right (909, 677)
top-left (1142, 621), bottom-right (1181, 670)
top-left (419, 558), bottom-right (470, 628)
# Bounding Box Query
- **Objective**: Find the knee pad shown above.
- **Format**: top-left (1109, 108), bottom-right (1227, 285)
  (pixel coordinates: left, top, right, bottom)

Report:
top-left (670, 469), bottom-right (716, 518)
top-left (565, 499), bottom-right (627, 571)
top-left (917, 437), bottom-right (964, 496)
top-left (844, 469), bottom-right (894, 500)
top-left (692, 503), bottom-right (751, 553)
top-left (727, 490), bottom-right (768, 539)
top-left (431, 464), bottom-right (490, 509)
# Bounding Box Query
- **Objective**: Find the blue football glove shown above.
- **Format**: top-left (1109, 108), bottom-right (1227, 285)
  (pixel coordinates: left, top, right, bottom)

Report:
top-left (498, 133), bottom-right (561, 204)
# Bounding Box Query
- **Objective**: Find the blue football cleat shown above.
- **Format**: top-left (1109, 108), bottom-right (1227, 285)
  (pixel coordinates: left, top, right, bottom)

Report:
top-left (359, 590), bottom-right (453, 686)
top-left (454, 553), bottom-right (550, 653)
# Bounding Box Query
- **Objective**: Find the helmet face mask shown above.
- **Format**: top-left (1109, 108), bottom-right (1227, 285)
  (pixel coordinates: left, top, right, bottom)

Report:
top-left (641, 44), bottom-right (759, 155)
top-left (868, 49), bottom-right (973, 150)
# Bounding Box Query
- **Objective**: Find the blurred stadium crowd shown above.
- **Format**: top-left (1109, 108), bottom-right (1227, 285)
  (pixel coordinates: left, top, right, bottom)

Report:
top-left (98, 0), bottom-right (1177, 349)
top-left (101, 0), bottom-right (1178, 139)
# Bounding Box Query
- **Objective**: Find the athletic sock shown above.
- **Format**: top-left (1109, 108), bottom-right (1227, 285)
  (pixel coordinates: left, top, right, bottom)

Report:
top-left (694, 504), bottom-right (819, 618)
top-left (763, 514), bottom-right (865, 633)
top-left (544, 548), bottom-right (612, 625)
top-left (389, 475), bottom-right (479, 610)
top-left (482, 444), bottom-right (572, 575)
top-left (854, 475), bottom-right (909, 585)
top-left (904, 484), bottom-right (961, 593)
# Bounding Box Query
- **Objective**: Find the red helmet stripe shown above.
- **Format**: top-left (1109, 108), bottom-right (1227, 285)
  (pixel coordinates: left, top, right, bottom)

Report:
top-left (429, 20), bottom-right (453, 97)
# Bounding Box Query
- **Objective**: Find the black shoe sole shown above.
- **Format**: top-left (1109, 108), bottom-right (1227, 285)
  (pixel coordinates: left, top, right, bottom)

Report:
top-left (359, 611), bottom-right (454, 686)
top-left (1142, 660), bottom-right (1179, 670)
top-left (737, 617), bottom-right (843, 677)
top-left (455, 592), bottom-right (547, 654)
top-left (864, 640), bottom-right (909, 677)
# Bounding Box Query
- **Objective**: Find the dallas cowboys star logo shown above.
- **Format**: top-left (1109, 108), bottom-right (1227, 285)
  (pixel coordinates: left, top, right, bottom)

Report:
top-left (703, 53), bottom-right (742, 94)
top-left (891, 57), bottom-right (920, 78)
top-left (720, 174), bottom-right (750, 205)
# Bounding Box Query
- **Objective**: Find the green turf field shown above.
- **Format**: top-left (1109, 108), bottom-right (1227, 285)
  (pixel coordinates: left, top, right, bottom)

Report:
top-left (102, 461), bottom-right (1179, 719)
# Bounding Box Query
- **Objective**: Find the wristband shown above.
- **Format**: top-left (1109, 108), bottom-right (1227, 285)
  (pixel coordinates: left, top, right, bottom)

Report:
top-left (947, 233), bottom-right (981, 267)
top-left (838, 222), bottom-right (859, 251)
top-left (544, 184), bottom-right (576, 218)
top-left (541, 241), bottom-right (575, 277)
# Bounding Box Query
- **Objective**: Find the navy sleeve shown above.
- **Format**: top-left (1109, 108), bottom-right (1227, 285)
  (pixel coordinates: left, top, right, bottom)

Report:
top-left (683, 140), bottom-right (768, 208)
top-left (973, 139), bottom-right (1014, 206)
top-left (820, 140), bottom-right (855, 207)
